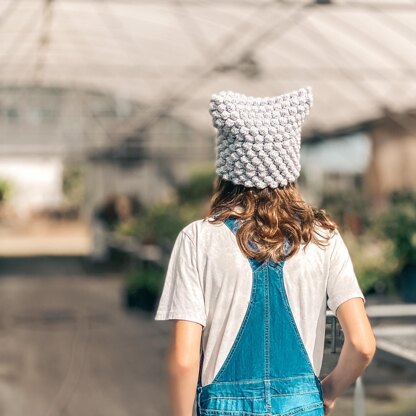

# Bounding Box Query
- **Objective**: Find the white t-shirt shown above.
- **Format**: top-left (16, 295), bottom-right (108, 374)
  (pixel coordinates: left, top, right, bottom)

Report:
top-left (154, 217), bottom-right (366, 386)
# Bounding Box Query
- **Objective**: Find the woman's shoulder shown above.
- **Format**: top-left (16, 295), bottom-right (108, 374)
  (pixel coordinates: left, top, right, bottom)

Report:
top-left (180, 217), bottom-right (225, 241)
top-left (310, 224), bottom-right (346, 257)
top-left (313, 223), bottom-right (338, 236)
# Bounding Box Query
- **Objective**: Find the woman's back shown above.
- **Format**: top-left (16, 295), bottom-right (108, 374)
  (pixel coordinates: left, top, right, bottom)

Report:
top-left (155, 215), bottom-right (366, 415)
top-left (156, 217), bottom-right (364, 384)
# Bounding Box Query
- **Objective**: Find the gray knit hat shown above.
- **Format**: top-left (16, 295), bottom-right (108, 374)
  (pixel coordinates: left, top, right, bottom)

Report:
top-left (209, 86), bottom-right (313, 189)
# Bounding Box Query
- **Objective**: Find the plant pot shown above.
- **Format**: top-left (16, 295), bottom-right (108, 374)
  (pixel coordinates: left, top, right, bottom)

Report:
top-left (397, 263), bottom-right (416, 303)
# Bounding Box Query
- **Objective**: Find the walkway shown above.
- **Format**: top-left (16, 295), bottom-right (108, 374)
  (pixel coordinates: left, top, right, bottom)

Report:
top-left (0, 257), bottom-right (170, 416)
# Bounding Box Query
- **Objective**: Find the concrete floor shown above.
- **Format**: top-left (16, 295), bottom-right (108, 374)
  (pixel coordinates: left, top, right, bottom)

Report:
top-left (0, 256), bottom-right (414, 416)
top-left (0, 257), bottom-right (170, 416)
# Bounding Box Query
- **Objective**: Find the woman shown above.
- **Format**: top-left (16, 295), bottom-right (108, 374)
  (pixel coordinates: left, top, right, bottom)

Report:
top-left (154, 87), bottom-right (376, 416)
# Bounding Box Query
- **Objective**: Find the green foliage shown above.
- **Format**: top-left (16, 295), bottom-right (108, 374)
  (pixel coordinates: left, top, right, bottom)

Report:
top-left (62, 163), bottom-right (86, 209)
top-left (131, 202), bottom-right (187, 244)
top-left (114, 218), bottom-right (142, 238)
top-left (124, 265), bottom-right (165, 311)
top-left (345, 189), bottom-right (416, 296)
top-left (117, 167), bottom-right (215, 245)
top-left (0, 179), bottom-right (11, 204)
top-left (347, 232), bottom-right (399, 294)
top-left (374, 189), bottom-right (416, 268)
top-left (319, 188), bottom-right (416, 295)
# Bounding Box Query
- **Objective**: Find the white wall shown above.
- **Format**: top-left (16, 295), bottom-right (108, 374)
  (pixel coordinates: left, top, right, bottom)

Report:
top-left (0, 157), bottom-right (63, 218)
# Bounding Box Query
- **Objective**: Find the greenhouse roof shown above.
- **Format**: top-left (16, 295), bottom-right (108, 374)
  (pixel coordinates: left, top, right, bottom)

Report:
top-left (1, 0), bottom-right (416, 138)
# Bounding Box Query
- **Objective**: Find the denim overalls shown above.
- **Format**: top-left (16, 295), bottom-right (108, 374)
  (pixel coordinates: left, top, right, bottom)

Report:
top-left (196, 217), bottom-right (324, 416)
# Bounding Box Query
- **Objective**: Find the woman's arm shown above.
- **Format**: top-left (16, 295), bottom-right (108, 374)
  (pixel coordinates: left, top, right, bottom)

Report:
top-left (167, 320), bottom-right (203, 416)
top-left (321, 297), bottom-right (377, 414)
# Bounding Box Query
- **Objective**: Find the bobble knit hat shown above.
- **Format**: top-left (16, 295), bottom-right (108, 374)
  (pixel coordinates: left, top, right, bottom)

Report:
top-left (209, 86), bottom-right (313, 189)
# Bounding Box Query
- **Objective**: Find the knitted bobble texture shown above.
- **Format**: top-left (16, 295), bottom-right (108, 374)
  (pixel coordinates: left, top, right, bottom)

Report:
top-left (209, 86), bottom-right (313, 189)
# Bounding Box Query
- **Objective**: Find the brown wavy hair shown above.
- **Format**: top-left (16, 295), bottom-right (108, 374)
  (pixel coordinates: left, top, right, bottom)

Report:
top-left (204, 177), bottom-right (338, 263)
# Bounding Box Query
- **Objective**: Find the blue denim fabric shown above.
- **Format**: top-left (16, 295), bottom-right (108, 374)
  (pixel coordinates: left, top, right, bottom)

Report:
top-left (196, 217), bottom-right (324, 416)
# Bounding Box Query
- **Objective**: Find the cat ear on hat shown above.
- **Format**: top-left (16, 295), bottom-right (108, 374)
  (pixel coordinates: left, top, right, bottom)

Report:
top-left (209, 91), bottom-right (229, 128)
top-left (298, 85), bottom-right (313, 122)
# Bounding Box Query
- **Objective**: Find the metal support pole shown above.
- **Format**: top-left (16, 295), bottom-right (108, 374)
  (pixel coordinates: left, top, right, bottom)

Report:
top-left (354, 375), bottom-right (365, 416)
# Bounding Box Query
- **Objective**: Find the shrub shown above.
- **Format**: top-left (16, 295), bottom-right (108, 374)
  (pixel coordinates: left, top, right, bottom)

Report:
top-left (347, 231), bottom-right (399, 295)
top-left (374, 189), bottom-right (416, 268)
top-left (123, 265), bottom-right (165, 311)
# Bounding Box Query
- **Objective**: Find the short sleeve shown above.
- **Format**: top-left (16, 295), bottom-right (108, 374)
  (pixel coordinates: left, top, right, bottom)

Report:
top-left (154, 230), bottom-right (206, 327)
top-left (326, 230), bottom-right (366, 317)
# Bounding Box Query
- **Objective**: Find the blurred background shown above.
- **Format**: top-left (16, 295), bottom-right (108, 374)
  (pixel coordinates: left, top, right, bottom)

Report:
top-left (0, 0), bottom-right (415, 415)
